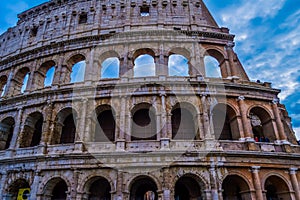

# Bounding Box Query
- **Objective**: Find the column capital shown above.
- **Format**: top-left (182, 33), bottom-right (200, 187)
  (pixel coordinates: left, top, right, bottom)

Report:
top-left (237, 96), bottom-right (245, 101)
top-left (272, 98), bottom-right (280, 104)
top-left (251, 166), bottom-right (261, 172)
top-left (225, 42), bottom-right (235, 49)
top-left (290, 167), bottom-right (298, 174)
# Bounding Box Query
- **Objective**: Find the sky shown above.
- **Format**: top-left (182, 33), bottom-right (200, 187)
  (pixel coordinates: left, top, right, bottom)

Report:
top-left (0, 0), bottom-right (299, 139)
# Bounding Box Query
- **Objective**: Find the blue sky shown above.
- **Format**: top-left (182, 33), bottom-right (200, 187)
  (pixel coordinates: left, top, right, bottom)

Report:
top-left (0, 0), bottom-right (299, 139)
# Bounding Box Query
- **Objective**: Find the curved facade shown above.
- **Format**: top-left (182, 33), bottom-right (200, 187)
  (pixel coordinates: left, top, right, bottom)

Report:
top-left (0, 0), bottom-right (300, 200)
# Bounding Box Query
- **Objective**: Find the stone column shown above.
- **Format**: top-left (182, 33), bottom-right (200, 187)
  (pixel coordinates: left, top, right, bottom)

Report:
top-left (0, 171), bottom-right (8, 198)
top-left (85, 48), bottom-right (95, 81)
top-left (8, 108), bottom-right (23, 151)
top-left (209, 165), bottom-right (219, 200)
top-left (30, 171), bottom-right (41, 199)
top-left (78, 98), bottom-right (88, 141)
top-left (290, 168), bottom-right (300, 200)
top-left (52, 56), bottom-right (65, 85)
top-left (201, 95), bottom-right (212, 139)
top-left (272, 99), bottom-right (287, 141)
top-left (225, 43), bottom-right (238, 77)
top-left (251, 166), bottom-right (264, 200)
top-left (116, 170), bottom-right (124, 199)
top-left (41, 101), bottom-right (54, 145)
top-left (160, 94), bottom-right (169, 149)
top-left (157, 44), bottom-right (168, 76)
top-left (236, 115), bottom-right (245, 140)
top-left (237, 96), bottom-right (252, 139)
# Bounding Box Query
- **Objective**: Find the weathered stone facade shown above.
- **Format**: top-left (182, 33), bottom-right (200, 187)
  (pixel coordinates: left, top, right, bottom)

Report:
top-left (0, 0), bottom-right (299, 199)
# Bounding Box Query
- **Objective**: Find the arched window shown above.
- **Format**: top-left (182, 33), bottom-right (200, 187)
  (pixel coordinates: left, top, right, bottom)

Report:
top-left (94, 106), bottom-right (116, 142)
top-left (7, 179), bottom-right (30, 199)
top-left (171, 106), bottom-right (196, 140)
top-left (88, 177), bottom-right (111, 200)
top-left (0, 76), bottom-right (7, 97)
top-left (20, 112), bottom-right (43, 148)
top-left (264, 176), bottom-right (292, 200)
top-left (204, 56), bottom-right (221, 78)
top-left (133, 54), bottom-right (155, 77)
top-left (70, 60), bottom-right (86, 83)
top-left (44, 66), bottom-right (55, 87)
top-left (0, 117), bottom-right (15, 150)
top-left (51, 179), bottom-right (68, 200)
top-left (131, 104), bottom-right (156, 141)
top-left (101, 57), bottom-right (120, 78)
top-left (21, 73), bottom-right (29, 93)
top-left (212, 104), bottom-right (240, 140)
top-left (168, 54), bottom-right (189, 76)
top-left (52, 108), bottom-right (77, 145)
top-left (250, 107), bottom-right (275, 142)
top-left (174, 175), bottom-right (203, 200)
top-left (130, 176), bottom-right (158, 200)
top-left (222, 175), bottom-right (251, 200)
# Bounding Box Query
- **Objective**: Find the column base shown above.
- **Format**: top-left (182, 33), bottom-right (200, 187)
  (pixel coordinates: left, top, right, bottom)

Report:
top-left (116, 140), bottom-right (126, 151)
top-left (160, 138), bottom-right (170, 150)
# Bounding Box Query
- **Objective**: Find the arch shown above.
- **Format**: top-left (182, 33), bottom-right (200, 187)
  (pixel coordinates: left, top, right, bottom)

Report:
top-left (171, 102), bottom-right (197, 140)
top-left (94, 105), bottom-right (116, 142)
top-left (131, 103), bottom-right (157, 141)
top-left (129, 175), bottom-right (159, 200)
top-left (133, 48), bottom-right (156, 77)
top-left (204, 56), bottom-right (221, 78)
top-left (13, 67), bottom-right (30, 94)
top-left (42, 177), bottom-right (69, 200)
top-left (264, 175), bottom-right (292, 200)
top-left (169, 47), bottom-right (191, 60)
top-left (83, 176), bottom-right (112, 200)
top-left (6, 178), bottom-right (30, 199)
top-left (0, 117), bottom-right (15, 150)
top-left (212, 103), bottom-right (240, 140)
top-left (249, 106), bottom-right (275, 142)
top-left (222, 175), bottom-right (251, 200)
top-left (174, 174), bottom-right (205, 200)
top-left (19, 112), bottom-right (43, 148)
top-left (101, 57), bottom-right (120, 79)
top-left (168, 54), bottom-right (189, 76)
top-left (0, 75), bottom-right (7, 97)
top-left (52, 108), bottom-right (77, 144)
top-left (34, 60), bottom-right (56, 88)
top-left (68, 54), bottom-right (86, 83)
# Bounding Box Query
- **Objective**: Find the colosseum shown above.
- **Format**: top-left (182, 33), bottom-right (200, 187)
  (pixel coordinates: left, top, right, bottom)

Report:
top-left (0, 0), bottom-right (299, 199)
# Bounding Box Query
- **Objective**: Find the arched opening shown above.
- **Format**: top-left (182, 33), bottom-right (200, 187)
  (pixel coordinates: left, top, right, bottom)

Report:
top-left (264, 175), bottom-right (292, 200)
top-left (12, 67), bottom-right (30, 95)
top-left (168, 54), bottom-right (189, 76)
top-left (86, 177), bottom-right (111, 200)
top-left (52, 180), bottom-right (68, 200)
top-left (94, 105), bottom-right (116, 142)
top-left (52, 108), bottom-right (77, 144)
top-left (130, 176), bottom-right (158, 200)
top-left (131, 103), bottom-right (156, 141)
top-left (222, 175), bottom-right (251, 200)
top-left (174, 175), bottom-right (203, 200)
top-left (68, 54), bottom-right (86, 83)
top-left (0, 117), bottom-right (15, 150)
top-left (101, 57), bottom-right (120, 79)
top-left (171, 103), bottom-right (196, 140)
top-left (44, 66), bottom-right (55, 87)
top-left (204, 56), bottom-right (221, 78)
top-left (250, 107), bottom-right (275, 142)
top-left (19, 112), bottom-right (43, 148)
top-left (0, 75), bottom-right (7, 97)
top-left (7, 179), bottom-right (30, 199)
top-left (212, 104), bottom-right (240, 140)
top-left (133, 49), bottom-right (156, 77)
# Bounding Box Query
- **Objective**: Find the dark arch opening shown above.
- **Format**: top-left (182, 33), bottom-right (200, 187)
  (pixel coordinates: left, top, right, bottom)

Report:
top-left (265, 175), bottom-right (291, 200)
top-left (51, 179), bottom-right (68, 200)
top-left (130, 176), bottom-right (158, 200)
top-left (131, 104), bottom-right (156, 141)
top-left (171, 107), bottom-right (196, 140)
top-left (0, 117), bottom-right (15, 150)
top-left (95, 109), bottom-right (116, 142)
top-left (212, 104), bottom-right (239, 140)
top-left (222, 175), bottom-right (251, 200)
top-left (88, 177), bottom-right (111, 200)
top-left (60, 114), bottom-right (76, 144)
top-left (7, 179), bottom-right (30, 199)
top-left (20, 112), bottom-right (43, 148)
top-left (250, 107), bottom-right (275, 142)
top-left (174, 175), bottom-right (203, 200)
